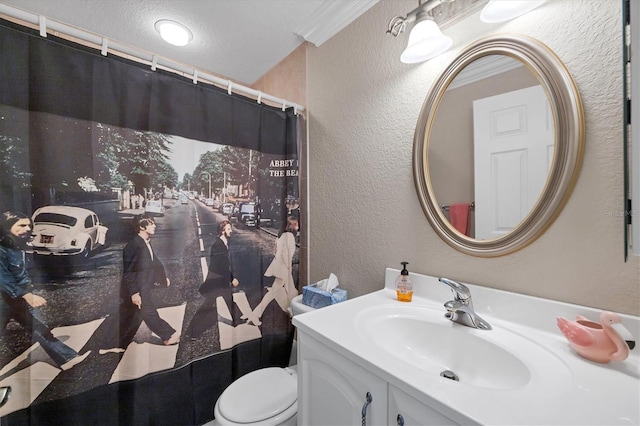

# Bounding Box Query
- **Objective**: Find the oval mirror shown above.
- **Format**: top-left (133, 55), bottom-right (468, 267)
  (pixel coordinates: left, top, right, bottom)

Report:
top-left (413, 34), bottom-right (584, 257)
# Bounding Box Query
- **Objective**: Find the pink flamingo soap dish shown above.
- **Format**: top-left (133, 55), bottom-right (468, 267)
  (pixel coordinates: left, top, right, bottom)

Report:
top-left (557, 311), bottom-right (636, 363)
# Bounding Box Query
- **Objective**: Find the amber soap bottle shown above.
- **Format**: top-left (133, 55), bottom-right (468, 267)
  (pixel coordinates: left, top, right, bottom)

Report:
top-left (395, 261), bottom-right (413, 302)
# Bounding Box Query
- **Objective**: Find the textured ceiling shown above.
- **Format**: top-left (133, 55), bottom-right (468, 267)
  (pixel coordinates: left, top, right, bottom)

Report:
top-left (0, 0), bottom-right (379, 85)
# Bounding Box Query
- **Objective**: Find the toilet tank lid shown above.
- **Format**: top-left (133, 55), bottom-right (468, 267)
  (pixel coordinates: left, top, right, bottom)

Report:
top-left (218, 367), bottom-right (297, 423)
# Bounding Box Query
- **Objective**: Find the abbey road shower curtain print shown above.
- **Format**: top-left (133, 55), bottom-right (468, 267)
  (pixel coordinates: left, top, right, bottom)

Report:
top-left (0, 19), bottom-right (299, 425)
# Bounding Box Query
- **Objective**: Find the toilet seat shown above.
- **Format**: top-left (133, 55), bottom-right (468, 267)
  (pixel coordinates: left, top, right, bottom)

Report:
top-left (291, 294), bottom-right (315, 315)
top-left (215, 367), bottom-right (297, 425)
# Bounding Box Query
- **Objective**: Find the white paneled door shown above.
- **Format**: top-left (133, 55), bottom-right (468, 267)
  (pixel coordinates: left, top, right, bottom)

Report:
top-left (473, 85), bottom-right (553, 239)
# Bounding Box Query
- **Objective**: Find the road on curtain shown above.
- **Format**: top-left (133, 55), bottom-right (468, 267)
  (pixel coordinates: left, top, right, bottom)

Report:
top-left (0, 197), bottom-right (284, 416)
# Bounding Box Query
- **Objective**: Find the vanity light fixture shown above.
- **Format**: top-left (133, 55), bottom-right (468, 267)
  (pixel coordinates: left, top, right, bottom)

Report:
top-left (480, 0), bottom-right (546, 23)
top-left (154, 19), bottom-right (193, 46)
top-left (387, 0), bottom-right (454, 64)
top-left (401, 11), bottom-right (453, 63)
top-left (388, 0), bottom-right (547, 63)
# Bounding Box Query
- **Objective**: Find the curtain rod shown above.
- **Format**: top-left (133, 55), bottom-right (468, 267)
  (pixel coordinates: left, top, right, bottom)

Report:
top-left (0, 4), bottom-right (305, 114)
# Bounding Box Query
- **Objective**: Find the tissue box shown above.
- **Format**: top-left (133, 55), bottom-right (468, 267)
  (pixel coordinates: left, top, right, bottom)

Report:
top-left (302, 283), bottom-right (347, 309)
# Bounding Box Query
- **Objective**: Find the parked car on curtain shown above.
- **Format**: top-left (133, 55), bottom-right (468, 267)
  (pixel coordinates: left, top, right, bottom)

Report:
top-left (234, 202), bottom-right (258, 227)
top-left (29, 206), bottom-right (108, 259)
top-left (220, 202), bottom-right (234, 215)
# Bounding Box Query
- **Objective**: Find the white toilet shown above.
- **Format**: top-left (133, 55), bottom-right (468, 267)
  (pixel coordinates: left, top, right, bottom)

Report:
top-left (212, 294), bottom-right (313, 426)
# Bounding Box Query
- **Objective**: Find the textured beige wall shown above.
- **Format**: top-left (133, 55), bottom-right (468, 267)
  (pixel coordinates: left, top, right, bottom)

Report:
top-left (307, 0), bottom-right (640, 315)
top-left (253, 43), bottom-right (307, 108)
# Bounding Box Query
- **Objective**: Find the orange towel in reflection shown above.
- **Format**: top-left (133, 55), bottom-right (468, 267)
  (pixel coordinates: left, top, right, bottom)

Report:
top-left (449, 203), bottom-right (470, 236)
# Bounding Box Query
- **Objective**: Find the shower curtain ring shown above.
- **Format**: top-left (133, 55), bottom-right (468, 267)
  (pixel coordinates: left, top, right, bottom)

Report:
top-left (227, 81), bottom-right (233, 95)
top-left (101, 38), bottom-right (109, 56)
top-left (38, 16), bottom-right (47, 37)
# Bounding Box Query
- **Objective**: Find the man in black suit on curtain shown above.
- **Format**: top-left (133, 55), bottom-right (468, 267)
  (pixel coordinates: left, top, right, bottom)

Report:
top-left (187, 220), bottom-right (242, 339)
top-left (99, 215), bottom-right (179, 354)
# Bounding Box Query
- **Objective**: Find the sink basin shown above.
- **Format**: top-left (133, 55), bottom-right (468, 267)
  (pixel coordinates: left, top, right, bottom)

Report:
top-left (294, 272), bottom-right (639, 425)
top-left (355, 304), bottom-right (571, 391)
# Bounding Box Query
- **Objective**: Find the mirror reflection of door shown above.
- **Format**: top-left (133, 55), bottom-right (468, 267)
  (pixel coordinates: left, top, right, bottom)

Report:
top-left (473, 85), bottom-right (553, 239)
top-left (428, 55), bottom-right (550, 240)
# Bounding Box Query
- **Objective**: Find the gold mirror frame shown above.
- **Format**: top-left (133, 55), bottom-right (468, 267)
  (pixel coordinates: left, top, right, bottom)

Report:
top-left (413, 34), bottom-right (585, 257)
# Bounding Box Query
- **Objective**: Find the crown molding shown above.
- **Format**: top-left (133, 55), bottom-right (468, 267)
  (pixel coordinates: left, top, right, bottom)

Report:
top-left (295, 0), bottom-right (379, 47)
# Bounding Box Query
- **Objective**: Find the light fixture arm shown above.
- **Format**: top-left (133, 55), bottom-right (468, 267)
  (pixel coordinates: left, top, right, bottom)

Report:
top-left (386, 0), bottom-right (455, 37)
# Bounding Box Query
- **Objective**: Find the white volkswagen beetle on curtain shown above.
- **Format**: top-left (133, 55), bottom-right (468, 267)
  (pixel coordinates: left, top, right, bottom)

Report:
top-left (30, 205), bottom-right (108, 259)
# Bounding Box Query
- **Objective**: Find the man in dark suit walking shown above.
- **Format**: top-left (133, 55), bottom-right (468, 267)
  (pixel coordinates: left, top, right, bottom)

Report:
top-left (99, 215), bottom-right (179, 353)
top-left (187, 220), bottom-right (241, 339)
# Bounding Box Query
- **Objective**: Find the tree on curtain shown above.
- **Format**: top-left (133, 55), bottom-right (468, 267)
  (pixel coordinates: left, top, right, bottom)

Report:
top-left (0, 18), bottom-right (299, 425)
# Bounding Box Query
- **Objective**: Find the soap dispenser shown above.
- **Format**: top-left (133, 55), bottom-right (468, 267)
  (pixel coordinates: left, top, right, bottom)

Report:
top-left (395, 261), bottom-right (413, 302)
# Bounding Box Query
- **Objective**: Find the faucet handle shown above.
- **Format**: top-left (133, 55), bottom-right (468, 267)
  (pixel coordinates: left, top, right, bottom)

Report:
top-left (439, 277), bottom-right (471, 301)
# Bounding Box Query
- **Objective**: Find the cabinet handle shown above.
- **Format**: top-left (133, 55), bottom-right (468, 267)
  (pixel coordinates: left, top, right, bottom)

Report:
top-left (397, 414), bottom-right (405, 426)
top-left (361, 392), bottom-right (373, 426)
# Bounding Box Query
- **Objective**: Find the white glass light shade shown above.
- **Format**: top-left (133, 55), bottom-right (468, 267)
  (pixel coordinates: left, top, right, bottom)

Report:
top-left (480, 0), bottom-right (546, 23)
top-left (400, 19), bottom-right (452, 64)
top-left (155, 20), bottom-right (193, 46)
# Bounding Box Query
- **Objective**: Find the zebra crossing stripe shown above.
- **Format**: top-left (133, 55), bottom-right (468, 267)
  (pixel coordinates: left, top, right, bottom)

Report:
top-left (0, 318), bottom-right (104, 416)
top-left (108, 303), bottom-right (186, 384)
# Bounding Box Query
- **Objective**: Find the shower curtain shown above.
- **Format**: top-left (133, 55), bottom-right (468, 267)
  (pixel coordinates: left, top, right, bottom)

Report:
top-left (0, 19), bottom-right (299, 425)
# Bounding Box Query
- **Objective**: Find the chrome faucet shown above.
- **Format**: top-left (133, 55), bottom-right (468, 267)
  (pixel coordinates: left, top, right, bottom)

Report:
top-left (439, 278), bottom-right (492, 330)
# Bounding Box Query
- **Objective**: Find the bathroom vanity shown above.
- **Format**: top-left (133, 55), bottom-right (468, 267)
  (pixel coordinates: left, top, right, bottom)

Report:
top-left (293, 269), bottom-right (640, 425)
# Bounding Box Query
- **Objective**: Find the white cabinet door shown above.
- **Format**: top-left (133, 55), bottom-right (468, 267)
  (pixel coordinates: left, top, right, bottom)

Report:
top-left (388, 385), bottom-right (459, 426)
top-left (298, 331), bottom-right (387, 426)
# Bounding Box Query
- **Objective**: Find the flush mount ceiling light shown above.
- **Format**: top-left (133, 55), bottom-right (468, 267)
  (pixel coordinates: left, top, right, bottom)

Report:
top-left (154, 19), bottom-right (193, 46)
top-left (480, 0), bottom-right (546, 23)
top-left (387, 0), bottom-right (546, 64)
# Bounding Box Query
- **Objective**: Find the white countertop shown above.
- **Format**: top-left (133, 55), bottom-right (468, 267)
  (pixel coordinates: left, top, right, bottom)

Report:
top-left (293, 269), bottom-right (640, 425)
